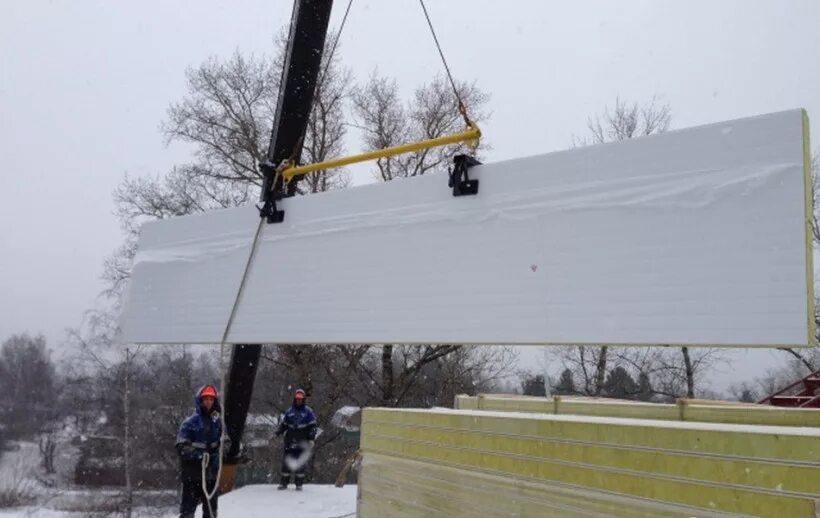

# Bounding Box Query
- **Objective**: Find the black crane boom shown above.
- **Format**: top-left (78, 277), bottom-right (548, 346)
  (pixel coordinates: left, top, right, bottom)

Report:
top-left (219, 0), bottom-right (334, 493)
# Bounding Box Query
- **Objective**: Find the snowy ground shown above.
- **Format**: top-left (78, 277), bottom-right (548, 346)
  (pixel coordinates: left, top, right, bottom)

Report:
top-left (1, 440), bottom-right (356, 517)
top-left (0, 485), bottom-right (357, 518)
top-left (191, 485), bottom-right (357, 518)
top-left (0, 489), bottom-right (174, 518)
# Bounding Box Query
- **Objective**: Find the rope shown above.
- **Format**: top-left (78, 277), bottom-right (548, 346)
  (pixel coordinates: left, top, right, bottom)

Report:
top-left (201, 452), bottom-right (211, 511)
top-left (418, 0), bottom-right (472, 127)
top-left (202, 210), bottom-right (268, 517)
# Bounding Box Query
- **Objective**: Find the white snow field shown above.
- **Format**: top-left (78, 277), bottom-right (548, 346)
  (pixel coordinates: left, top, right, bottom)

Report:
top-left (195, 485), bottom-right (357, 518)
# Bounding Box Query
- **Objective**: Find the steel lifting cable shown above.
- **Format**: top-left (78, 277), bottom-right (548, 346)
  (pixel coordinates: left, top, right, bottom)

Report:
top-left (278, 0), bottom-right (481, 186)
top-left (203, 4), bottom-right (358, 513)
top-left (203, 213), bottom-right (266, 517)
top-left (318, 0), bottom-right (354, 100)
top-left (289, 0), bottom-right (355, 167)
top-left (418, 0), bottom-right (473, 128)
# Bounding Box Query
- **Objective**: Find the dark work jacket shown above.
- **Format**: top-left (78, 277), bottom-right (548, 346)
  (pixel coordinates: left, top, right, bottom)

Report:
top-left (176, 390), bottom-right (222, 481)
top-left (275, 404), bottom-right (317, 450)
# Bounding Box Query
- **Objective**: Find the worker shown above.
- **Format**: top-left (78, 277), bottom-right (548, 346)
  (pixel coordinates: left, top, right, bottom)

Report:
top-left (275, 388), bottom-right (318, 490)
top-left (176, 384), bottom-right (222, 518)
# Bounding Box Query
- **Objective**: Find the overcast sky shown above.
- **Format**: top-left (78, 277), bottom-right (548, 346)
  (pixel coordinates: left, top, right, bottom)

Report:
top-left (1, 1), bottom-right (818, 392)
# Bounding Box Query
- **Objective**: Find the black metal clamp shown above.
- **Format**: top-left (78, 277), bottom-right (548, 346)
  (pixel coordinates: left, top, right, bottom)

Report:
top-left (257, 196), bottom-right (285, 224)
top-left (258, 161), bottom-right (286, 223)
top-left (448, 154), bottom-right (481, 197)
top-left (260, 154), bottom-right (480, 223)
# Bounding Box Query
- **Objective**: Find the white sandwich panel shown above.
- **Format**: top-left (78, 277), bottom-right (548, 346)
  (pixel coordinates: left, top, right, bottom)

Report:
top-left (119, 109), bottom-right (813, 347)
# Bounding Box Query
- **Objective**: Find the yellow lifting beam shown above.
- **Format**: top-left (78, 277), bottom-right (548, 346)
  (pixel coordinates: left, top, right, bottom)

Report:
top-left (280, 123), bottom-right (481, 183)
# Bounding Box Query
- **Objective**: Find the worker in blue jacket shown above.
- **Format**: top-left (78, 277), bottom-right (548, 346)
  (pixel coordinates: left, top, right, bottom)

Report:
top-left (275, 388), bottom-right (317, 490)
top-left (176, 385), bottom-right (222, 518)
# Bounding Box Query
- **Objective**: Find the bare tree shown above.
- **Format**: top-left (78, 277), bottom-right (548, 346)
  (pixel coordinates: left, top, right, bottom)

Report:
top-left (0, 334), bottom-right (56, 439)
top-left (648, 347), bottom-right (724, 400)
top-left (751, 344), bottom-right (820, 402)
top-left (593, 346), bottom-right (608, 396)
top-left (385, 346), bottom-right (514, 407)
top-left (264, 343), bottom-right (511, 411)
top-left (808, 153), bottom-right (819, 244)
top-left (162, 52), bottom-right (276, 188)
top-left (292, 37), bottom-right (352, 194)
top-left (63, 311), bottom-right (224, 508)
top-left (777, 347), bottom-right (817, 372)
top-left (161, 36), bottom-right (351, 194)
top-left (680, 347), bottom-right (696, 398)
top-left (550, 346), bottom-right (610, 396)
top-left (352, 72), bottom-right (490, 181)
top-left (550, 344), bottom-right (724, 401)
top-left (38, 434), bottom-right (56, 475)
top-left (122, 347), bottom-right (136, 518)
top-left (573, 96), bottom-right (671, 146)
top-left (65, 311), bottom-right (143, 516)
top-left (106, 35), bottom-right (352, 301)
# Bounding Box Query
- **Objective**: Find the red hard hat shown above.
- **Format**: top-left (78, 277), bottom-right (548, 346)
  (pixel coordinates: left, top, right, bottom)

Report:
top-left (200, 385), bottom-right (218, 399)
top-left (294, 389), bottom-right (306, 400)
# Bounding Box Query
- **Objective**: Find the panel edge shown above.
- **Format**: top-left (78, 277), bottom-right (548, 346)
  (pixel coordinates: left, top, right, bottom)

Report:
top-left (802, 109), bottom-right (817, 346)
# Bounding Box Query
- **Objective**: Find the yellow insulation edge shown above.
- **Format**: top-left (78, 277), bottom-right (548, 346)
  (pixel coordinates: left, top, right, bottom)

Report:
top-left (803, 109), bottom-right (817, 345)
top-left (454, 394), bottom-right (820, 427)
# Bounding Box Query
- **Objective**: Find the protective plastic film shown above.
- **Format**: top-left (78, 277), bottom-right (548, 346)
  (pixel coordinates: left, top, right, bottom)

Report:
top-left (119, 109), bottom-right (812, 346)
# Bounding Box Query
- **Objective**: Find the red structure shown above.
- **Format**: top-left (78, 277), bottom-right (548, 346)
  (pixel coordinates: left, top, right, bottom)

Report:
top-left (759, 368), bottom-right (820, 408)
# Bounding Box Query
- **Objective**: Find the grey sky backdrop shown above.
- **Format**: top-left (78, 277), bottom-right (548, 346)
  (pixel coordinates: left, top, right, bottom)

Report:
top-left (1, 1), bottom-right (819, 393)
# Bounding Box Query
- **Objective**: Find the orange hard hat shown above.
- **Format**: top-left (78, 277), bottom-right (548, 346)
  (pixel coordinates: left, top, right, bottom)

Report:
top-left (199, 385), bottom-right (218, 399)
